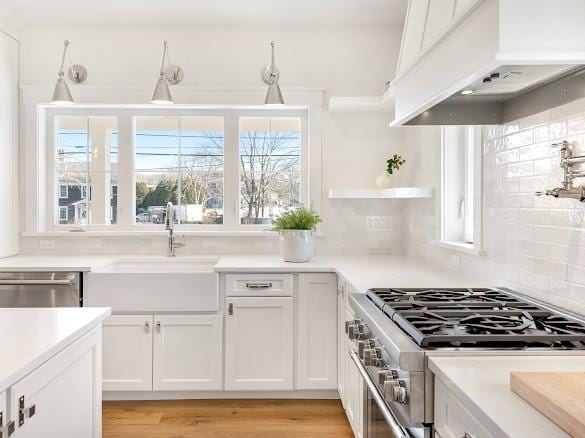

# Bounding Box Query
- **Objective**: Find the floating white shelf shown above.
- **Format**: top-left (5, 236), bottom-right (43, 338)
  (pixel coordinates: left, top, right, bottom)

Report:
top-left (328, 187), bottom-right (434, 199)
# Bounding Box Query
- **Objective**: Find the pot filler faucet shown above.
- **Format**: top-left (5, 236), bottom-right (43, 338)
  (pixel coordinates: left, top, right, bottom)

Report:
top-left (537, 141), bottom-right (585, 201)
top-left (165, 202), bottom-right (185, 257)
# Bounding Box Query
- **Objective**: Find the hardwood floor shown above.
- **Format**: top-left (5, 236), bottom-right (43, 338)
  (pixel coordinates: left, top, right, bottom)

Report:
top-left (103, 399), bottom-right (354, 438)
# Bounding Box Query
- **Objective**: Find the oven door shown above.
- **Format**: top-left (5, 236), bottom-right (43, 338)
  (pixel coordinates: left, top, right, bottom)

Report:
top-left (351, 352), bottom-right (410, 438)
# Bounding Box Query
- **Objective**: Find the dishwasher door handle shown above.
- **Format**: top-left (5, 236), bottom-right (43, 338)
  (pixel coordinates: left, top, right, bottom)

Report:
top-left (0, 279), bottom-right (74, 286)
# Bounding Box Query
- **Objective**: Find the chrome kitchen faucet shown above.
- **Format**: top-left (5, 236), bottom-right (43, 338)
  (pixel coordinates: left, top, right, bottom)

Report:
top-left (165, 202), bottom-right (185, 257)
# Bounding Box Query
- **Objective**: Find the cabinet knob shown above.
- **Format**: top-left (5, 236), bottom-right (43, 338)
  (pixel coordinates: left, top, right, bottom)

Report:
top-left (144, 321), bottom-right (150, 333)
top-left (155, 321), bottom-right (161, 333)
top-left (0, 411), bottom-right (16, 437)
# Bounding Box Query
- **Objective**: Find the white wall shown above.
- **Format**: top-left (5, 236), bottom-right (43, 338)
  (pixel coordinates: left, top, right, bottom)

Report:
top-left (18, 24), bottom-right (408, 255)
top-left (401, 100), bottom-right (585, 314)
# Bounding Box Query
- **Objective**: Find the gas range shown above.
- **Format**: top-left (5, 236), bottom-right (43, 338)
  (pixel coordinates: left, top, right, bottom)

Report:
top-left (347, 287), bottom-right (585, 438)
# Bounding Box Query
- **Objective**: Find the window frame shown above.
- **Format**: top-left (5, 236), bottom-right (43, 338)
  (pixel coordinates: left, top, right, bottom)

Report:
top-left (58, 184), bottom-right (68, 199)
top-left (58, 206), bottom-right (68, 222)
top-left (44, 106), bottom-right (310, 233)
top-left (435, 125), bottom-right (483, 255)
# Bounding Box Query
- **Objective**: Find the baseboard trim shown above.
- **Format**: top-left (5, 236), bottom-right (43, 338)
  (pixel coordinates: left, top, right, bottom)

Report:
top-left (103, 390), bottom-right (340, 401)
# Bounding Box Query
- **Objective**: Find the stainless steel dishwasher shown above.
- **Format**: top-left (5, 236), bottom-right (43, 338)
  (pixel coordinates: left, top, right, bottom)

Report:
top-left (0, 272), bottom-right (82, 307)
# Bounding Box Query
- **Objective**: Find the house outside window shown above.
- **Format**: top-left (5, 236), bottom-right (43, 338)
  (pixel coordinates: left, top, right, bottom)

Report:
top-left (58, 185), bottom-right (68, 199)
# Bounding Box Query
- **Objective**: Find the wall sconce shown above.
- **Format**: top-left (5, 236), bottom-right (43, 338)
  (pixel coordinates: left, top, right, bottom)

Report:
top-left (51, 40), bottom-right (87, 104)
top-left (262, 41), bottom-right (285, 105)
top-left (151, 40), bottom-right (184, 104)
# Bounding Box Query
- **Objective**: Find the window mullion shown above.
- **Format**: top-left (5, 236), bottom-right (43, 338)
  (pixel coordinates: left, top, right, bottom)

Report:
top-left (116, 113), bottom-right (134, 229)
top-left (223, 114), bottom-right (239, 230)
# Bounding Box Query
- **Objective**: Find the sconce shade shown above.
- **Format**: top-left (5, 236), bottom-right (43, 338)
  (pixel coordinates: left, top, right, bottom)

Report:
top-left (51, 76), bottom-right (74, 104)
top-left (151, 75), bottom-right (173, 104)
top-left (264, 82), bottom-right (284, 105)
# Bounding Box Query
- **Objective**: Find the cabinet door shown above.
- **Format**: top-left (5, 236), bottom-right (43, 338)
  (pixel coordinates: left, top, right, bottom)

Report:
top-left (297, 273), bottom-right (337, 390)
top-left (102, 315), bottom-right (153, 391)
top-left (344, 306), bottom-right (363, 437)
top-left (225, 297), bottom-right (293, 391)
top-left (0, 31), bottom-right (18, 258)
top-left (338, 278), bottom-right (346, 405)
top-left (153, 314), bottom-right (222, 391)
top-left (10, 328), bottom-right (101, 438)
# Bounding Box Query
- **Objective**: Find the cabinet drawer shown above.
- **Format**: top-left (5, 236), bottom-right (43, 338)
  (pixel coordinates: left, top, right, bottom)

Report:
top-left (434, 378), bottom-right (493, 438)
top-left (225, 274), bottom-right (293, 297)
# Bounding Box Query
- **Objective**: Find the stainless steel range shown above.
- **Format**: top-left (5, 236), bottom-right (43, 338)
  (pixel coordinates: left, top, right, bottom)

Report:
top-left (347, 287), bottom-right (585, 438)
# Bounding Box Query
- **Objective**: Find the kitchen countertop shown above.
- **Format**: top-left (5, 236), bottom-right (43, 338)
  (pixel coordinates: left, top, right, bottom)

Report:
top-left (428, 356), bottom-right (585, 437)
top-left (0, 307), bottom-right (111, 392)
top-left (0, 254), bottom-right (491, 291)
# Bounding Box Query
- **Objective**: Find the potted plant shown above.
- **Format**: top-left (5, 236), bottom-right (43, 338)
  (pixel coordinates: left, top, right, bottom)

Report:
top-left (272, 207), bottom-right (322, 262)
top-left (375, 154), bottom-right (406, 189)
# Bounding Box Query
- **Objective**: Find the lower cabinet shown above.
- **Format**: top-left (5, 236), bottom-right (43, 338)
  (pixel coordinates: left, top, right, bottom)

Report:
top-left (344, 305), bottom-right (363, 438)
top-left (153, 314), bottom-right (222, 391)
top-left (0, 390), bottom-right (8, 437)
top-left (103, 313), bottom-right (223, 392)
top-left (9, 328), bottom-right (101, 438)
top-left (297, 273), bottom-right (338, 390)
top-left (225, 297), bottom-right (293, 391)
top-left (103, 315), bottom-right (153, 391)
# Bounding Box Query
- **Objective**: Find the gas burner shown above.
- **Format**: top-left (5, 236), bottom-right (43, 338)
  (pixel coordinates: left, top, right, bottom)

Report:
top-left (366, 287), bottom-right (585, 349)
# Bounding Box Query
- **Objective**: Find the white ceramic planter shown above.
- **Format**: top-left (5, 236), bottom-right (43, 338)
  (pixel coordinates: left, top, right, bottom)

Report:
top-left (278, 230), bottom-right (315, 263)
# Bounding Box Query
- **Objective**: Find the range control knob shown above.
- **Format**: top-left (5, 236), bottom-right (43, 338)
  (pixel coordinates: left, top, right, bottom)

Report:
top-left (364, 347), bottom-right (383, 367)
top-left (358, 339), bottom-right (375, 358)
top-left (348, 322), bottom-right (366, 341)
top-left (378, 368), bottom-right (399, 385)
top-left (345, 319), bottom-right (360, 334)
top-left (392, 381), bottom-right (408, 404)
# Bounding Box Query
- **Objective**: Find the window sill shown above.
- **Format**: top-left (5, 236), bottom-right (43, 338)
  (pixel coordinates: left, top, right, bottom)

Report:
top-left (22, 230), bottom-right (325, 238)
top-left (431, 240), bottom-right (484, 256)
top-left (22, 230), bottom-right (279, 238)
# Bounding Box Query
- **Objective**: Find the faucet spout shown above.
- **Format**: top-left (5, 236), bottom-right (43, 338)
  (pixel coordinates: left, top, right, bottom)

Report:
top-left (164, 202), bottom-right (185, 257)
top-left (165, 201), bottom-right (173, 231)
top-left (536, 186), bottom-right (585, 201)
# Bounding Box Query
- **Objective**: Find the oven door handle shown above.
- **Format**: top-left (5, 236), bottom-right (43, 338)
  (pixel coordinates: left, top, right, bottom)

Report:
top-left (351, 351), bottom-right (410, 438)
top-left (0, 279), bottom-right (74, 286)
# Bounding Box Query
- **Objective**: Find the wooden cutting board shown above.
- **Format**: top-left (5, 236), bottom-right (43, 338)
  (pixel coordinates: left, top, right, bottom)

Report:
top-left (510, 371), bottom-right (585, 438)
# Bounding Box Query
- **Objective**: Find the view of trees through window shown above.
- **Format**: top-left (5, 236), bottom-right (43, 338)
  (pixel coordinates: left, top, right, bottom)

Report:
top-left (135, 117), bottom-right (224, 225)
top-left (239, 117), bottom-right (301, 225)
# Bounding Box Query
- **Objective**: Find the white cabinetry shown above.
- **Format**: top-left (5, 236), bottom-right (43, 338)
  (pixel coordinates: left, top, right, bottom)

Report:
top-left (344, 305), bottom-right (363, 437)
top-left (103, 314), bottom-right (223, 392)
top-left (296, 273), bottom-right (337, 390)
top-left (103, 315), bottom-right (153, 391)
top-left (9, 328), bottom-right (102, 438)
top-left (0, 31), bottom-right (18, 257)
top-left (153, 314), bottom-right (222, 391)
top-left (225, 297), bottom-right (293, 391)
top-left (337, 278), bottom-right (346, 405)
top-left (0, 390), bottom-right (9, 438)
top-left (434, 378), bottom-right (491, 438)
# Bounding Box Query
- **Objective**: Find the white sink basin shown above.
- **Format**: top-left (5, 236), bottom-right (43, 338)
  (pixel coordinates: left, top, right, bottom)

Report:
top-left (87, 257), bottom-right (219, 312)
top-left (97, 257), bottom-right (218, 274)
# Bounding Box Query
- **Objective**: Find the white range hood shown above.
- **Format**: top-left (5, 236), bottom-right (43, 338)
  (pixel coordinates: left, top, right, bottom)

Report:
top-left (391, 0), bottom-right (585, 126)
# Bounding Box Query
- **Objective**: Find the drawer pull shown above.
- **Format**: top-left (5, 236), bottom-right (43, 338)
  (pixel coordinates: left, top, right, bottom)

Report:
top-left (463, 433), bottom-right (476, 438)
top-left (18, 396), bottom-right (35, 427)
top-left (245, 282), bottom-right (273, 289)
top-left (144, 321), bottom-right (150, 333)
top-left (228, 303), bottom-right (233, 315)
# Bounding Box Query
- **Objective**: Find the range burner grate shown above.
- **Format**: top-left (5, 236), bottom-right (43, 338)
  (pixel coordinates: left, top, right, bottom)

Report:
top-left (366, 287), bottom-right (585, 349)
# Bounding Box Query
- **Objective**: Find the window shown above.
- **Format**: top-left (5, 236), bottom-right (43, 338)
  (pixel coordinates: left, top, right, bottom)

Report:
top-left (46, 107), bottom-right (311, 232)
top-left (58, 206), bottom-right (68, 223)
top-left (54, 116), bottom-right (118, 227)
top-left (239, 117), bottom-right (301, 225)
top-left (135, 117), bottom-right (224, 225)
top-left (438, 126), bottom-right (482, 253)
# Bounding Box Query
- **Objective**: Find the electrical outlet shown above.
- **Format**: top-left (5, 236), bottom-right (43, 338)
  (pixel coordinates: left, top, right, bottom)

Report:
top-left (450, 253), bottom-right (461, 269)
top-left (39, 240), bottom-right (56, 250)
top-left (366, 216), bottom-right (393, 231)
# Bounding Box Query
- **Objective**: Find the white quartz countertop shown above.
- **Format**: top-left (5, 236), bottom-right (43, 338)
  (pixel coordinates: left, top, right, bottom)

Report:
top-left (0, 255), bottom-right (117, 272)
top-left (214, 255), bottom-right (491, 291)
top-left (428, 356), bottom-right (585, 437)
top-left (0, 255), bottom-right (491, 291)
top-left (0, 307), bottom-right (111, 392)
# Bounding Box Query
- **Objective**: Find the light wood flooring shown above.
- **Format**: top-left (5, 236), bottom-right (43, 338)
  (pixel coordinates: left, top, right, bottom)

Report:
top-left (103, 399), bottom-right (353, 438)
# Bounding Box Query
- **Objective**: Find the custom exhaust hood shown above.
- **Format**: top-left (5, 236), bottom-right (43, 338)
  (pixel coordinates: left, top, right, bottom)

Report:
top-left (390, 0), bottom-right (585, 126)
